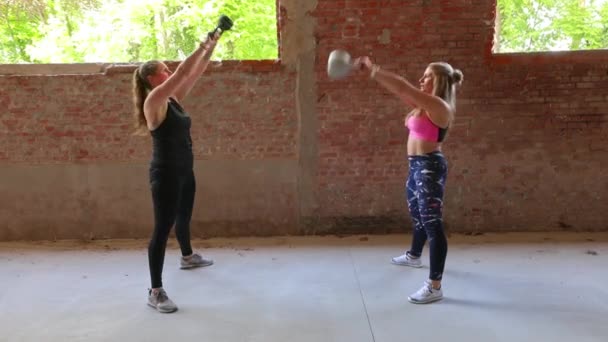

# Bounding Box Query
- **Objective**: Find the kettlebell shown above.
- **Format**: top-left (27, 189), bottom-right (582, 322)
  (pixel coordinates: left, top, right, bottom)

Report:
top-left (327, 49), bottom-right (354, 80)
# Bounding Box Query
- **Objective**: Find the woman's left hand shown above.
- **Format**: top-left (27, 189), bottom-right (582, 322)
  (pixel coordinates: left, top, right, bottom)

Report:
top-left (352, 56), bottom-right (375, 77)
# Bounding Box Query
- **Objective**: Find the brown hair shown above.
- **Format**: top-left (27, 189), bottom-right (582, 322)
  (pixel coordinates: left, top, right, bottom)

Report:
top-left (132, 60), bottom-right (160, 135)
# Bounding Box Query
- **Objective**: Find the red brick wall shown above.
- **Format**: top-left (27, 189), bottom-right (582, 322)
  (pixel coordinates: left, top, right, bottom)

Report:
top-left (311, 0), bottom-right (608, 233)
top-left (0, 61), bottom-right (299, 241)
top-left (0, 61), bottom-right (296, 163)
top-left (1, 0), bottom-right (607, 241)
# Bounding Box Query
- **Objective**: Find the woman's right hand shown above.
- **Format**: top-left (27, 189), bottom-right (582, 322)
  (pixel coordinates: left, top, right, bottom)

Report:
top-left (202, 31), bottom-right (221, 50)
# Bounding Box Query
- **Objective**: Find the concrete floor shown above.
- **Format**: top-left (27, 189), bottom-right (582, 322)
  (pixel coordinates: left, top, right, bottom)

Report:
top-left (1, 232), bottom-right (607, 342)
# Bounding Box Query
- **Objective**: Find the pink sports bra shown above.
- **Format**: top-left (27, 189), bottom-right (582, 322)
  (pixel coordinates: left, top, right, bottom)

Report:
top-left (406, 113), bottom-right (448, 142)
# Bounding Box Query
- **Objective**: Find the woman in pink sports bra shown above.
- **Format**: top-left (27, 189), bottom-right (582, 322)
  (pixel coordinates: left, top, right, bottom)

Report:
top-left (354, 57), bottom-right (463, 304)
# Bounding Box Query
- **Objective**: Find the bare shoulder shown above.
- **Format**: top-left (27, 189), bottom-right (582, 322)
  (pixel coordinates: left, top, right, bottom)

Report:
top-left (424, 99), bottom-right (452, 129)
top-left (144, 98), bottom-right (169, 131)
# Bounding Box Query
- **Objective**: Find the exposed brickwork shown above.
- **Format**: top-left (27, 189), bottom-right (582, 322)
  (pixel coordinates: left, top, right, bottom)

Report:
top-left (311, 0), bottom-right (608, 232)
top-left (1, 0), bottom-right (607, 240)
top-left (0, 60), bottom-right (296, 163)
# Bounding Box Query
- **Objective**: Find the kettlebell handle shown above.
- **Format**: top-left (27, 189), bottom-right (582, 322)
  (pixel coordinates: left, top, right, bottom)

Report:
top-left (208, 15), bottom-right (233, 38)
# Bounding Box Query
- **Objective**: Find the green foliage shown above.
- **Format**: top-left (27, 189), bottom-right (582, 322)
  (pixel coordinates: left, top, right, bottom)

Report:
top-left (0, 0), bottom-right (45, 63)
top-left (0, 0), bottom-right (278, 63)
top-left (496, 0), bottom-right (608, 52)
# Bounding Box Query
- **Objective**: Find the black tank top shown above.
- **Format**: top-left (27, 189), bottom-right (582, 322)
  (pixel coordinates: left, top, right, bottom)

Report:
top-left (150, 98), bottom-right (193, 169)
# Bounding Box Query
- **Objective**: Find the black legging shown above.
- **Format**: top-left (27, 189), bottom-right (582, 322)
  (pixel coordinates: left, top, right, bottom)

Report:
top-left (148, 166), bottom-right (195, 288)
top-left (406, 151), bottom-right (448, 281)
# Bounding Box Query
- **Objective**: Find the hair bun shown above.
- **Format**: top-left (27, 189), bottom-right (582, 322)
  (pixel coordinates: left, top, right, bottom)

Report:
top-left (451, 69), bottom-right (463, 85)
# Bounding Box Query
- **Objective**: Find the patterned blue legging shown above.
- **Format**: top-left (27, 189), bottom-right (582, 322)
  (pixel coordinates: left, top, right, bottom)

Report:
top-left (406, 151), bottom-right (448, 281)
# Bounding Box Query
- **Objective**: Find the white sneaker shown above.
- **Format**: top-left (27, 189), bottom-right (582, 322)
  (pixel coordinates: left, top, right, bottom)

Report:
top-left (148, 288), bottom-right (178, 313)
top-left (391, 252), bottom-right (422, 268)
top-left (408, 280), bottom-right (443, 304)
top-left (180, 253), bottom-right (214, 269)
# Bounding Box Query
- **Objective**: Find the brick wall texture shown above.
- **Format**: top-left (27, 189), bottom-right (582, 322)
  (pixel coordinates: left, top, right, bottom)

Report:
top-left (1, 0), bottom-right (606, 240)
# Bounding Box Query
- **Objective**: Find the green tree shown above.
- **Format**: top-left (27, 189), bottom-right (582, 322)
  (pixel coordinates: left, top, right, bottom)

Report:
top-left (600, 2), bottom-right (608, 46)
top-left (552, 0), bottom-right (605, 50)
top-left (0, 0), bottom-right (278, 63)
top-left (0, 0), bottom-right (45, 63)
top-left (496, 0), bottom-right (608, 52)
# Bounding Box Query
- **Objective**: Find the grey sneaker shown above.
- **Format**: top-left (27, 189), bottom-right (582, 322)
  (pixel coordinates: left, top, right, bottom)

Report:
top-left (180, 253), bottom-right (214, 269)
top-left (148, 288), bottom-right (178, 313)
top-left (408, 280), bottom-right (443, 304)
top-left (391, 252), bottom-right (422, 268)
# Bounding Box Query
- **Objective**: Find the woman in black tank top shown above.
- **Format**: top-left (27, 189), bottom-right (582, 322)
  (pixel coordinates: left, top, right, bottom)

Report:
top-left (131, 32), bottom-right (222, 314)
